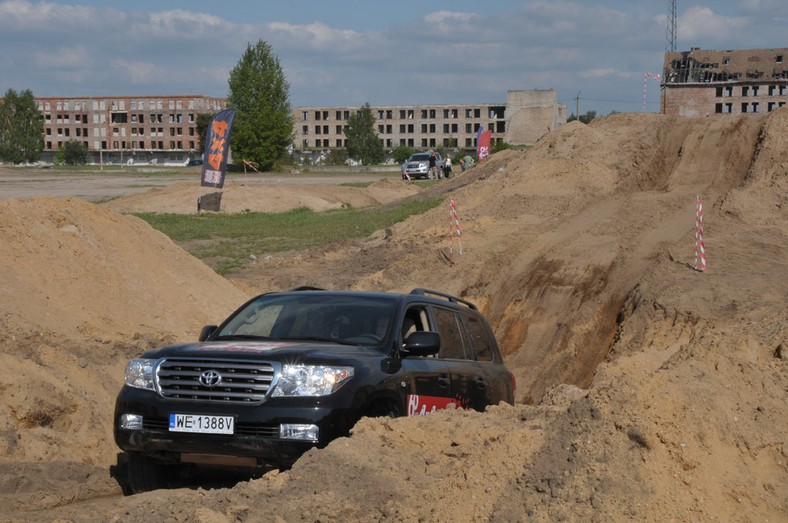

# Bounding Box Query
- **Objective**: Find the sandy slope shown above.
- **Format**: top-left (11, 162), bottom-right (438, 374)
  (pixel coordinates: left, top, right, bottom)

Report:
top-left (0, 110), bottom-right (785, 522)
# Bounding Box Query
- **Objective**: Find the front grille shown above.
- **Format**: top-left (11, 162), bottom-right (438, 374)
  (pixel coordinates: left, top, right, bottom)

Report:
top-left (156, 358), bottom-right (275, 404)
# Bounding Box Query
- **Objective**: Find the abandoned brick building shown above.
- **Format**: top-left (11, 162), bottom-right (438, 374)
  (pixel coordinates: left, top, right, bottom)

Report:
top-left (662, 47), bottom-right (788, 117)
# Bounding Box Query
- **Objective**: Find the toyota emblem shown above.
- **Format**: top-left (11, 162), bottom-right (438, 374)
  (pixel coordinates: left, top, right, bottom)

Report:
top-left (199, 369), bottom-right (222, 387)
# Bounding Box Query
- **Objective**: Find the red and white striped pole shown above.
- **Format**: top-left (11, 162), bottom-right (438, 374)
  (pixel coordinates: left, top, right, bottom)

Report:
top-left (449, 197), bottom-right (463, 264)
top-left (694, 195), bottom-right (707, 272)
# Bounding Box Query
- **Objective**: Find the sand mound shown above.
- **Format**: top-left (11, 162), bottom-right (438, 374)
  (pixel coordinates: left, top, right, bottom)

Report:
top-left (104, 177), bottom-right (421, 214)
top-left (0, 197), bottom-right (247, 340)
top-left (1, 110), bottom-right (786, 521)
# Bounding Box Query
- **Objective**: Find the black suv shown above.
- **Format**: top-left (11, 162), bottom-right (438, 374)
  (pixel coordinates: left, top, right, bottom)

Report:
top-left (114, 288), bottom-right (515, 493)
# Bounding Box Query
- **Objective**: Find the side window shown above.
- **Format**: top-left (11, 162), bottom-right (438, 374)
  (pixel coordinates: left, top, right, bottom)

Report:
top-left (463, 313), bottom-right (494, 362)
top-left (433, 307), bottom-right (467, 360)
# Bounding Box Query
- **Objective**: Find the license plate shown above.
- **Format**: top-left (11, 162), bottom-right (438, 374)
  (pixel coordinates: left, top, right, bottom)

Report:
top-left (169, 414), bottom-right (234, 434)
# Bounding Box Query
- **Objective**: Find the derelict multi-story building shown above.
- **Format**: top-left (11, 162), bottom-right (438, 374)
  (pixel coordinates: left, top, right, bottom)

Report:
top-left (662, 47), bottom-right (788, 117)
top-left (292, 89), bottom-right (566, 154)
top-left (35, 95), bottom-right (226, 164)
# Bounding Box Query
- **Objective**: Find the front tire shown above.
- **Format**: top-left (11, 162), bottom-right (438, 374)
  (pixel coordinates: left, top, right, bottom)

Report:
top-left (126, 453), bottom-right (169, 494)
top-left (364, 398), bottom-right (402, 419)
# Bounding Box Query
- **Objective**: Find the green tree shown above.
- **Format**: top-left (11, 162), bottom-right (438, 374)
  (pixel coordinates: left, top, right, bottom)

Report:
top-left (579, 110), bottom-right (597, 124)
top-left (345, 104), bottom-right (383, 165)
top-left (325, 149), bottom-right (348, 166)
top-left (59, 139), bottom-right (89, 165)
top-left (568, 110), bottom-right (597, 124)
top-left (227, 40), bottom-right (293, 171)
top-left (491, 141), bottom-right (512, 154)
top-left (391, 144), bottom-right (415, 164)
top-left (195, 112), bottom-right (215, 154)
top-left (0, 89), bottom-right (43, 164)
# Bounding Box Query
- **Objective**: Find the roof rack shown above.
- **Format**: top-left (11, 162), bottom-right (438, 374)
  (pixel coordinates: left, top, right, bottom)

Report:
top-left (289, 286), bottom-right (326, 291)
top-left (409, 288), bottom-right (478, 310)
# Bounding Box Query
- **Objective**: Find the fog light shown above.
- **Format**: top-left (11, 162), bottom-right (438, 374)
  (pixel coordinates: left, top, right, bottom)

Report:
top-left (280, 423), bottom-right (319, 442)
top-left (120, 414), bottom-right (143, 430)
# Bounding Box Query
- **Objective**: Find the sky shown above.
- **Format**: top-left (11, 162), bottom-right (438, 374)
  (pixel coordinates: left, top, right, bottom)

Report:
top-left (0, 0), bottom-right (786, 115)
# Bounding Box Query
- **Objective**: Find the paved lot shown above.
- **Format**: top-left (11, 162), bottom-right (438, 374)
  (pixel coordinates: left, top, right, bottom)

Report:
top-left (0, 167), bottom-right (395, 202)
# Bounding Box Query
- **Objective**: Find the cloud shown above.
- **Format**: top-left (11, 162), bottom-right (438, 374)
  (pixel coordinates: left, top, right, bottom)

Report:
top-left (109, 59), bottom-right (159, 84)
top-left (580, 68), bottom-right (636, 80)
top-left (677, 6), bottom-right (749, 42)
top-left (34, 45), bottom-right (90, 68)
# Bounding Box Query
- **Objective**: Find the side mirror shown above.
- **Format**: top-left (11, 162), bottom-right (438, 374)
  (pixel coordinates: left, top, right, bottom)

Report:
top-left (198, 325), bottom-right (217, 342)
top-left (401, 331), bottom-right (440, 357)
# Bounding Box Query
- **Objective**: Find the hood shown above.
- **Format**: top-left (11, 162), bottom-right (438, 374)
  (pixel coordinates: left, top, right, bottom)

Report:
top-left (142, 340), bottom-right (385, 363)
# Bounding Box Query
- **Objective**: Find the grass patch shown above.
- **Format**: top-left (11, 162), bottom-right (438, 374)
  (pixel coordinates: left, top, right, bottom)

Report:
top-left (134, 197), bottom-right (442, 275)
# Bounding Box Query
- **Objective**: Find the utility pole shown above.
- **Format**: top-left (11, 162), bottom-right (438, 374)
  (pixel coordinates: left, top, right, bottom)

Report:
top-left (575, 91), bottom-right (581, 120)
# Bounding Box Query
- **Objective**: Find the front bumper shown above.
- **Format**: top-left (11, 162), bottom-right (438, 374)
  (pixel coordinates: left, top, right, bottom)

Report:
top-left (114, 386), bottom-right (357, 467)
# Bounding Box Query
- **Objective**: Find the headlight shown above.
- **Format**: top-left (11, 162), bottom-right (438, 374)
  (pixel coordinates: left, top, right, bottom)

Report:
top-left (272, 365), bottom-right (354, 397)
top-left (124, 358), bottom-right (156, 391)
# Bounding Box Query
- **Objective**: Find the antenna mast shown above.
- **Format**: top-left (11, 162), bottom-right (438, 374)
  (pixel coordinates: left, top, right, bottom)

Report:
top-left (666, 0), bottom-right (677, 52)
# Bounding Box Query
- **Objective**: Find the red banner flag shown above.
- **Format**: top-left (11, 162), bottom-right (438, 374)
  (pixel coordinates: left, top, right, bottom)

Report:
top-left (477, 129), bottom-right (492, 161)
top-left (200, 108), bottom-right (236, 189)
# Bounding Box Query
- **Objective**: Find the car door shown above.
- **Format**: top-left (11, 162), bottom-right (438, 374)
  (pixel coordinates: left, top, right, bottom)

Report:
top-left (398, 304), bottom-right (453, 416)
top-left (430, 305), bottom-right (490, 412)
top-left (460, 310), bottom-right (511, 407)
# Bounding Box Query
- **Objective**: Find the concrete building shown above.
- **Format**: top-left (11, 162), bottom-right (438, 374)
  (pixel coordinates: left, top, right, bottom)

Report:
top-left (292, 89), bottom-right (566, 154)
top-left (662, 47), bottom-right (788, 117)
top-left (34, 88), bottom-right (564, 164)
top-left (35, 95), bottom-right (226, 164)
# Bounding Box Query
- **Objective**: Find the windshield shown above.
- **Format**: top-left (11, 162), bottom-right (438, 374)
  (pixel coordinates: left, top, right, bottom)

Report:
top-left (215, 294), bottom-right (396, 347)
top-left (409, 153), bottom-right (430, 161)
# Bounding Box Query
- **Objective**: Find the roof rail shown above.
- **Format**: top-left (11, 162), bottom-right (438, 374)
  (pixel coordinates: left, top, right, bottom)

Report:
top-left (409, 288), bottom-right (478, 310)
top-left (289, 286), bottom-right (326, 291)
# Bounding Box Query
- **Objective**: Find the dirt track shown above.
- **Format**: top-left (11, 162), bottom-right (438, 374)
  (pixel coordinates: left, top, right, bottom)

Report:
top-left (0, 111), bottom-right (785, 522)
